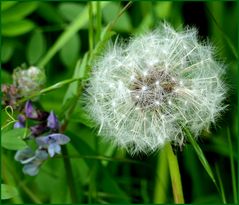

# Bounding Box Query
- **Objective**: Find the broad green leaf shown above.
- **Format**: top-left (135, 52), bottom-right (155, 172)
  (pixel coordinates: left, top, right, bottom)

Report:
top-left (36, 2), bottom-right (64, 24)
top-left (1, 2), bottom-right (17, 11)
top-left (58, 3), bottom-right (85, 22)
top-left (1, 2), bottom-right (38, 23)
top-left (1, 128), bottom-right (28, 150)
top-left (1, 184), bottom-right (18, 200)
top-left (102, 2), bottom-right (132, 32)
top-left (2, 20), bottom-right (35, 37)
top-left (59, 34), bottom-right (80, 68)
top-left (27, 31), bottom-right (46, 64)
top-left (184, 127), bottom-right (218, 187)
top-left (1, 40), bottom-right (15, 63)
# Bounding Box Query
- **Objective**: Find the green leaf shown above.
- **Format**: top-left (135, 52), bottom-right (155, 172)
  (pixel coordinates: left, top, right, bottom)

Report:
top-left (2, 20), bottom-right (35, 37)
top-left (1, 2), bottom-right (17, 11)
top-left (1, 40), bottom-right (15, 63)
top-left (1, 69), bottom-right (12, 84)
top-left (184, 127), bottom-right (218, 187)
top-left (1, 128), bottom-right (28, 150)
top-left (36, 2), bottom-right (64, 24)
top-left (27, 31), bottom-right (46, 64)
top-left (155, 2), bottom-right (172, 18)
top-left (58, 3), bottom-right (85, 22)
top-left (102, 2), bottom-right (132, 32)
top-left (38, 2), bottom-right (109, 68)
top-left (1, 2), bottom-right (38, 23)
top-left (1, 184), bottom-right (18, 200)
top-left (59, 34), bottom-right (80, 68)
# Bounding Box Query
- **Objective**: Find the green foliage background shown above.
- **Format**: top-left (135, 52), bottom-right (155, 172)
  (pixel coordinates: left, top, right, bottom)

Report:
top-left (1, 1), bottom-right (238, 204)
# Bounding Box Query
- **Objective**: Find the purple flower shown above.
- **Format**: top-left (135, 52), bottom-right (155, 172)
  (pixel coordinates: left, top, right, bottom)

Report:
top-left (25, 101), bottom-right (38, 119)
top-left (14, 114), bottom-right (26, 128)
top-left (47, 111), bottom-right (59, 131)
top-left (15, 148), bottom-right (48, 176)
top-left (36, 134), bottom-right (70, 157)
top-left (15, 148), bottom-right (35, 163)
top-left (14, 121), bottom-right (24, 128)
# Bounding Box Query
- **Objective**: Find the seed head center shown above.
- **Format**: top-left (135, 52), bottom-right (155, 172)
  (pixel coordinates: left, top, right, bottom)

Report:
top-left (129, 69), bottom-right (176, 109)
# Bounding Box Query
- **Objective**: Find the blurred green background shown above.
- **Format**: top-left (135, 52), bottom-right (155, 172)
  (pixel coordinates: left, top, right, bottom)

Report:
top-left (1, 1), bottom-right (238, 204)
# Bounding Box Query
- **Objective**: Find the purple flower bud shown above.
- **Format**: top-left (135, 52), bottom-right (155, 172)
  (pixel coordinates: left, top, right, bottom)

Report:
top-left (25, 101), bottom-right (38, 119)
top-left (18, 114), bottom-right (26, 123)
top-left (37, 111), bottom-right (49, 121)
top-left (30, 123), bottom-right (47, 137)
top-left (14, 114), bottom-right (26, 128)
top-left (14, 121), bottom-right (25, 128)
top-left (36, 134), bottom-right (70, 157)
top-left (47, 111), bottom-right (59, 130)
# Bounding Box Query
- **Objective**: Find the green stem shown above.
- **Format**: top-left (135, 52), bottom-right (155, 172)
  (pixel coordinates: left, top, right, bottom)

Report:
top-left (61, 146), bottom-right (77, 203)
top-left (165, 143), bottom-right (184, 204)
top-left (227, 127), bottom-right (238, 203)
top-left (153, 148), bottom-right (169, 203)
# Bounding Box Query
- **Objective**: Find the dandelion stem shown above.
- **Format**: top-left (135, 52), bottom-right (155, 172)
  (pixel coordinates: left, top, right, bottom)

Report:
top-left (165, 143), bottom-right (184, 204)
top-left (153, 148), bottom-right (168, 203)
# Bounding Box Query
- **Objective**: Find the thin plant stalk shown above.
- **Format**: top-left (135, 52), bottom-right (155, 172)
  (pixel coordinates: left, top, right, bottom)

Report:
top-left (165, 143), bottom-right (184, 204)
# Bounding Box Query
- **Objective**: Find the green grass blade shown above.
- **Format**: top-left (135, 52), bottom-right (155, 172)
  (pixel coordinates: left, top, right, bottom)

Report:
top-left (184, 127), bottom-right (218, 188)
top-left (215, 163), bottom-right (227, 204)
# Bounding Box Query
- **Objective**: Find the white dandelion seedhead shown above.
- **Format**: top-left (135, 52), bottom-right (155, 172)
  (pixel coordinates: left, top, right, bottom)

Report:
top-left (85, 23), bottom-right (227, 155)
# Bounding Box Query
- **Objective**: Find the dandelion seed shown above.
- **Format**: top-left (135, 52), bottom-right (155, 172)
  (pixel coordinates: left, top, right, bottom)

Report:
top-left (84, 22), bottom-right (227, 154)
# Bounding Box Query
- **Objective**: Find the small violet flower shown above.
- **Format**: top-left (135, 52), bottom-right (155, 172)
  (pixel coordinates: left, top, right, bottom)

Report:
top-left (15, 148), bottom-right (48, 176)
top-left (14, 114), bottom-right (26, 128)
top-left (36, 134), bottom-right (70, 157)
top-left (25, 100), bottom-right (38, 119)
top-left (47, 111), bottom-right (59, 131)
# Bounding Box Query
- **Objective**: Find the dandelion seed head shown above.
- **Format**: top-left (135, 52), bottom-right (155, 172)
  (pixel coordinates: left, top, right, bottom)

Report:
top-left (84, 23), bottom-right (227, 155)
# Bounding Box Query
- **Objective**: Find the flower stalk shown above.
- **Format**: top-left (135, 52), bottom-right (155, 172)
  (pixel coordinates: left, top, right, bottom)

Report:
top-left (165, 143), bottom-right (184, 204)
